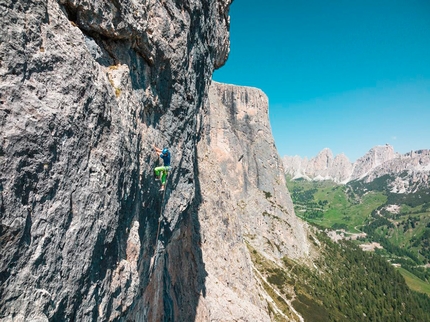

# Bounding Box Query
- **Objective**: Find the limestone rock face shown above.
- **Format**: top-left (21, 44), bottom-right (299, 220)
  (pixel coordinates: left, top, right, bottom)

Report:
top-left (330, 153), bottom-right (353, 183)
top-left (366, 149), bottom-right (430, 193)
top-left (1, 1), bottom-right (311, 321)
top-left (283, 148), bottom-right (353, 183)
top-left (283, 155), bottom-right (310, 180)
top-left (0, 0), bottom-right (233, 321)
top-left (307, 148), bottom-right (334, 178)
top-left (195, 82), bottom-right (309, 320)
top-left (350, 144), bottom-right (398, 180)
top-left (283, 145), bottom-right (430, 192)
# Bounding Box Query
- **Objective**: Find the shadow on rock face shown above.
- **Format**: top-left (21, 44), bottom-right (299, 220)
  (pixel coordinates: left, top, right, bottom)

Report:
top-left (0, 0), bottom-right (232, 320)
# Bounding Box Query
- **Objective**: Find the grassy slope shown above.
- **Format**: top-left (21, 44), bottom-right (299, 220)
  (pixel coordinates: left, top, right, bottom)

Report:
top-left (287, 178), bottom-right (386, 232)
top-left (286, 176), bottom-right (430, 296)
top-left (397, 267), bottom-right (430, 295)
top-left (323, 190), bottom-right (386, 232)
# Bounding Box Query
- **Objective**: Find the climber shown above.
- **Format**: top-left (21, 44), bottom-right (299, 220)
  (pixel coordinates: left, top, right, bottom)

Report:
top-left (153, 145), bottom-right (171, 191)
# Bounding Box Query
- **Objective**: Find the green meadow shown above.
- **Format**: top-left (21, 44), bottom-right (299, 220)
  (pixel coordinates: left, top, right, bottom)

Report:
top-left (396, 267), bottom-right (430, 296)
top-left (287, 177), bottom-right (386, 232)
top-left (286, 176), bottom-right (430, 295)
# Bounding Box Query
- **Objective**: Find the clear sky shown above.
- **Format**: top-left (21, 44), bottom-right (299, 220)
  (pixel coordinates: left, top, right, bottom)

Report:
top-left (213, 0), bottom-right (430, 162)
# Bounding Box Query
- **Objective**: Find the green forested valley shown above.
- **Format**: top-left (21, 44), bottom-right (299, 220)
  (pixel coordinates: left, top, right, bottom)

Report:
top-left (286, 175), bottom-right (430, 296)
top-left (248, 231), bottom-right (430, 321)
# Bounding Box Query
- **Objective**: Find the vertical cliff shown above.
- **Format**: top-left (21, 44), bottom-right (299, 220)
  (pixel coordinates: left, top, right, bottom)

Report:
top-left (0, 0), bottom-right (232, 320)
top-left (0, 1), bottom-right (310, 321)
top-left (195, 82), bottom-right (309, 320)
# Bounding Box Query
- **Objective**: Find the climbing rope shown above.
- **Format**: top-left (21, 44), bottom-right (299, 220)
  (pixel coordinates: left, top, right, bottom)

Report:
top-left (149, 170), bottom-right (170, 275)
top-left (154, 172), bottom-right (168, 244)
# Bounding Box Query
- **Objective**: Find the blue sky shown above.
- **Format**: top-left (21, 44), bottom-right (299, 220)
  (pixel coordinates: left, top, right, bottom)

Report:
top-left (213, 0), bottom-right (430, 161)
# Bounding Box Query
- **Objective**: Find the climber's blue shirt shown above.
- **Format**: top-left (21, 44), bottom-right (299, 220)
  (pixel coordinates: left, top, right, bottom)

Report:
top-left (160, 151), bottom-right (171, 167)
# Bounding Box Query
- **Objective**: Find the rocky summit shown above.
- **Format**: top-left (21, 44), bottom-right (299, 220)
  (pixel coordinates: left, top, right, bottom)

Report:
top-left (0, 1), bottom-right (309, 321)
top-left (283, 145), bottom-right (430, 191)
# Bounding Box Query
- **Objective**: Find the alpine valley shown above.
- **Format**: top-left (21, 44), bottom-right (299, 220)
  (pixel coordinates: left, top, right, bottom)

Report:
top-left (283, 145), bottom-right (430, 298)
top-left (1, 1), bottom-right (430, 321)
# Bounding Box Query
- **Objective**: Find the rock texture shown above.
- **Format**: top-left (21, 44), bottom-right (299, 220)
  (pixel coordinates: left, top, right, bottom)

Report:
top-left (283, 148), bottom-right (353, 183)
top-left (351, 144), bottom-right (398, 180)
top-left (330, 153), bottom-right (353, 183)
top-left (195, 82), bottom-right (309, 320)
top-left (0, 0), bottom-right (230, 320)
top-left (283, 145), bottom-right (430, 192)
top-left (367, 149), bottom-right (430, 193)
top-left (0, 1), bottom-right (310, 321)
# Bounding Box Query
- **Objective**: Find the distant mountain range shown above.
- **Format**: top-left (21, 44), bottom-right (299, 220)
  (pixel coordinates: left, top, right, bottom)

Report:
top-left (283, 144), bottom-right (430, 193)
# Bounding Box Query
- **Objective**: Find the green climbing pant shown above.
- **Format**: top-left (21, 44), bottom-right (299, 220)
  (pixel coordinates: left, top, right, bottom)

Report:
top-left (154, 166), bottom-right (170, 185)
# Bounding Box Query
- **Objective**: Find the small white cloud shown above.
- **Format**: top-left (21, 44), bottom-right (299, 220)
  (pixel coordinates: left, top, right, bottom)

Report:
top-left (392, 136), bottom-right (397, 140)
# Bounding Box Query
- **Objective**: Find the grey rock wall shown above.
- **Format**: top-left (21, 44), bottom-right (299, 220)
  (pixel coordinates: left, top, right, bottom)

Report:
top-left (194, 82), bottom-right (309, 320)
top-left (1, 1), bottom-right (311, 321)
top-left (351, 144), bottom-right (398, 180)
top-left (365, 149), bottom-right (430, 193)
top-left (0, 0), bottom-right (232, 321)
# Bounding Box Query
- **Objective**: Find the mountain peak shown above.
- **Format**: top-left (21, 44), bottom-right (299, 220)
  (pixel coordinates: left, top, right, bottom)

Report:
top-left (283, 145), bottom-right (430, 187)
top-left (283, 148), bottom-right (351, 183)
top-left (351, 144), bottom-right (398, 180)
top-left (318, 147), bottom-right (333, 154)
